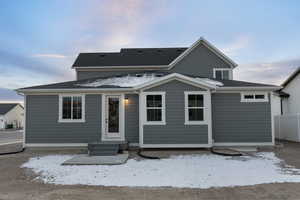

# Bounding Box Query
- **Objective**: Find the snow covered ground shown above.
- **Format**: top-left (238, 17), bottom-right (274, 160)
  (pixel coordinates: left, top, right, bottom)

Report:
top-left (21, 152), bottom-right (300, 188)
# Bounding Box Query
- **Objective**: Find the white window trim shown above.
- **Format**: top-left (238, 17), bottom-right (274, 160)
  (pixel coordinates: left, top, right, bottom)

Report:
top-left (58, 94), bottom-right (85, 123)
top-left (240, 92), bottom-right (269, 102)
top-left (184, 91), bottom-right (209, 125)
top-left (142, 92), bottom-right (166, 125)
top-left (101, 94), bottom-right (125, 141)
top-left (213, 68), bottom-right (233, 80)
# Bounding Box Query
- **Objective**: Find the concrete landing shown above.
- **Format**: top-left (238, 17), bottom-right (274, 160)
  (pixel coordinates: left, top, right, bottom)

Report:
top-left (62, 151), bottom-right (129, 165)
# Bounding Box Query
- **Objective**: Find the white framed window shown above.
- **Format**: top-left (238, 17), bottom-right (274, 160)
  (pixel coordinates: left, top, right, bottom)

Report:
top-left (143, 92), bottom-right (166, 125)
top-left (213, 68), bottom-right (232, 80)
top-left (59, 94), bottom-right (85, 122)
top-left (184, 91), bottom-right (208, 125)
top-left (240, 92), bottom-right (268, 102)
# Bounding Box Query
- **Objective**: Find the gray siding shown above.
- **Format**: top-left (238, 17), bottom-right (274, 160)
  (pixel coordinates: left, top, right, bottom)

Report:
top-left (77, 70), bottom-right (149, 80)
top-left (212, 93), bottom-right (272, 143)
top-left (26, 95), bottom-right (102, 143)
top-left (76, 44), bottom-right (231, 80)
top-left (170, 44), bottom-right (231, 78)
top-left (144, 80), bottom-right (208, 144)
top-left (26, 94), bottom-right (139, 144)
top-left (125, 94), bottom-right (139, 143)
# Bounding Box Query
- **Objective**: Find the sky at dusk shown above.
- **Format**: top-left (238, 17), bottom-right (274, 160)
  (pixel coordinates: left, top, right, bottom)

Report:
top-left (0, 0), bottom-right (300, 102)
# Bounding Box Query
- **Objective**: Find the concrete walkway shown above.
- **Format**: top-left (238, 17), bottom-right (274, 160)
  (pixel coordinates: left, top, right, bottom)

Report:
top-left (62, 152), bottom-right (129, 165)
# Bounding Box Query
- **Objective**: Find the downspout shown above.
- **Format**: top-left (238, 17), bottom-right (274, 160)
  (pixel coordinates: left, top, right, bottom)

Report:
top-left (280, 98), bottom-right (283, 115)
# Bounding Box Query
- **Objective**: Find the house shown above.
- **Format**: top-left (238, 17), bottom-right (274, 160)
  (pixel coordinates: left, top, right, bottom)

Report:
top-left (274, 67), bottom-right (300, 142)
top-left (0, 103), bottom-right (24, 130)
top-left (17, 37), bottom-right (280, 154)
top-left (281, 67), bottom-right (300, 115)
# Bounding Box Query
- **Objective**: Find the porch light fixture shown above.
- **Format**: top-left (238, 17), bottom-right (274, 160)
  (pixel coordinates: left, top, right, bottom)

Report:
top-left (124, 97), bottom-right (129, 104)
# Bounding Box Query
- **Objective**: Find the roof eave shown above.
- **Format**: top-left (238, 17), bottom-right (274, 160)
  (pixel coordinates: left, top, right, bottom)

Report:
top-left (216, 86), bottom-right (282, 91)
top-left (72, 65), bottom-right (169, 69)
top-left (281, 67), bottom-right (300, 87)
top-left (16, 88), bottom-right (136, 94)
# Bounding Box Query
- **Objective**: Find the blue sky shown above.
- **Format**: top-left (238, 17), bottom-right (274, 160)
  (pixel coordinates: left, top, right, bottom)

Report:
top-left (1, 0), bottom-right (300, 101)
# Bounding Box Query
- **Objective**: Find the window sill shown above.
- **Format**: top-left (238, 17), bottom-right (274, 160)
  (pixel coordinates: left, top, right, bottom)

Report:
top-left (58, 119), bottom-right (86, 123)
top-left (144, 121), bottom-right (166, 125)
top-left (240, 100), bottom-right (268, 103)
top-left (184, 121), bottom-right (208, 125)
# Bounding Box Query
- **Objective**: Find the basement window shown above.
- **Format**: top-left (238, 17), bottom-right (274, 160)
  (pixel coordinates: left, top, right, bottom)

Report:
top-left (59, 94), bottom-right (85, 122)
top-left (241, 92), bottom-right (268, 102)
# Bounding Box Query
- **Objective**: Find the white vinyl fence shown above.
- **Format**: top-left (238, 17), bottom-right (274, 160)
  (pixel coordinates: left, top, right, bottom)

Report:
top-left (275, 114), bottom-right (300, 142)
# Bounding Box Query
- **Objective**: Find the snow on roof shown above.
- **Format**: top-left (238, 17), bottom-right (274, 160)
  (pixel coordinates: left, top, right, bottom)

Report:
top-left (77, 73), bottom-right (223, 88)
top-left (78, 74), bottom-right (158, 88)
top-left (195, 78), bottom-right (223, 86)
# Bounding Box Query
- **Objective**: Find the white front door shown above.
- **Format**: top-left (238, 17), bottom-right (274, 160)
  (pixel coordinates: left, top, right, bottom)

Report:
top-left (102, 94), bottom-right (125, 141)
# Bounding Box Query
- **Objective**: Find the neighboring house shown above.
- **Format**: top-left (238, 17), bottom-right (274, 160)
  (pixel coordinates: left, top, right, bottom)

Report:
top-left (274, 67), bottom-right (300, 142)
top-left (281, 67), bottom-right (300, 115)
top-left (17, 37), bottom-right (280, 153)
top-left (0, 103), bottom-right (24, 129)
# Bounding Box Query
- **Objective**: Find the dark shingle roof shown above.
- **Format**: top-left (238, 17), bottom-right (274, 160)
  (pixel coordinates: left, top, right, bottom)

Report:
top-left (72, 48), bottom-right (187, 67)
top-left (18, 73), bottom-right (278, 91)
top-left (0, 104), bottom-right (18, 115)
top-left (218, 79), bottom-right (278, 87)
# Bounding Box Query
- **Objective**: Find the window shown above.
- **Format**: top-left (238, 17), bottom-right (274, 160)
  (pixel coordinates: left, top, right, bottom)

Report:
top-left (143, 92), bottom-right (165, 125)
top-left (184, 92), bottom-right (208, 125)
top-left (213, 68), bottom-right (231, 80)
top-left (241, 92), bottom-right (268, 102)
top-left (59, 94), bottom-right (85, 122)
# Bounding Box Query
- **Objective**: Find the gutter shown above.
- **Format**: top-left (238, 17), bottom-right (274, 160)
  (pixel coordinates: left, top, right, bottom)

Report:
top-left (215, 86), bottom-right (282, 91)
top-left (73, 65), bottom-right (169, 70)
top-left (16, 86), bottom-right (282, 94)
top-left (15, 88), bottom-right (136, 94)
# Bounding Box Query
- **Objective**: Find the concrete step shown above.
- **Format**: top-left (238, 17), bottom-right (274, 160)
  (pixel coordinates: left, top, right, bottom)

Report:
top-left (88, 143), bottom-right (120, 156)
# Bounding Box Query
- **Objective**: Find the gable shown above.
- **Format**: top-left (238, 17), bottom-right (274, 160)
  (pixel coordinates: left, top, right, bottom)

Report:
top-left (169, 43), bottom-right (232, 78)
top-left (144, 79), bottom-right (207, 92)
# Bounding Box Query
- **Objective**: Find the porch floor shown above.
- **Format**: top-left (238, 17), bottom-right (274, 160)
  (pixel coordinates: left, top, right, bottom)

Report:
top-left (62, 151), bottom-right (129, 165)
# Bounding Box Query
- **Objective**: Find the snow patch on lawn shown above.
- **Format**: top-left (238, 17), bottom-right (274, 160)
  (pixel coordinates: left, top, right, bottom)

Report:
top-left (21, 152), bottom-right (300, 188)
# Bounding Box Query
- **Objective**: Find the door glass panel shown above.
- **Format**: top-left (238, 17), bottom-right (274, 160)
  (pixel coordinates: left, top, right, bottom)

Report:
top-left (62, 97), bottom-right (72, 119)
top-left (108, 97), bottom-right (119, 133)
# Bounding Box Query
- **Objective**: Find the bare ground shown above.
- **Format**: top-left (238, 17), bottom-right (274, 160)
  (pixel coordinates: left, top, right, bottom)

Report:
top-left (0, 141), bottom-right (300, 200)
